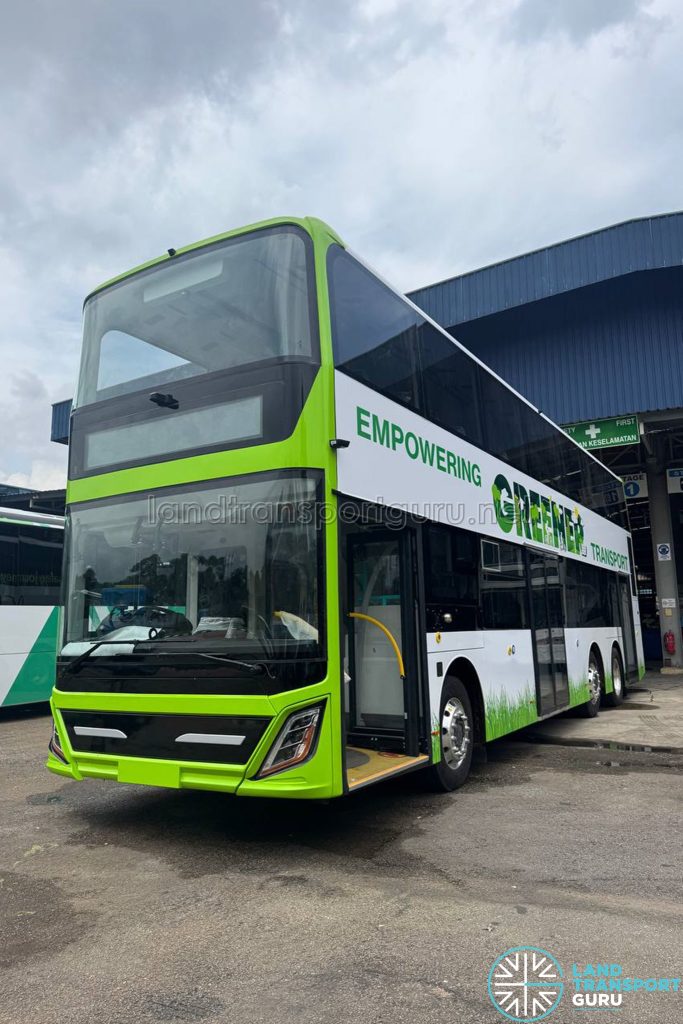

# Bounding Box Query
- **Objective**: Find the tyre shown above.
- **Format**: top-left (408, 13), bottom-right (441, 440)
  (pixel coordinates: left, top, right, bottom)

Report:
top-left (603, 646), bottom-right (625, 708)
top-left (578, 649), bottom-right (602, 718)
top-left (427, 677), bottom-right (475, 791)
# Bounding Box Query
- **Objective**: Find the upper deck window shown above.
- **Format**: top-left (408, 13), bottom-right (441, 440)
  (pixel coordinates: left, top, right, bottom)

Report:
top-left (328, 246), bottom-right (629, 530)
top-left (76, 225), bottom-right (316, 408)
top-left (328, 247), bottom-right (421, 411)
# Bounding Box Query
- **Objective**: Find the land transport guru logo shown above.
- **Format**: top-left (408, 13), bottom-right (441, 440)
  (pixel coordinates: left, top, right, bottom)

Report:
top-left (488, 947), bottom-right (563, 1022)
top-left (488, 946), bottom-right (680, 1020)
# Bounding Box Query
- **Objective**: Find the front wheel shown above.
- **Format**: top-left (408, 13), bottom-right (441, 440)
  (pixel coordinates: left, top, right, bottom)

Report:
top-left (603, 647), bottom-right (625, 707)
top-left (427, 677), bottom-right (474, 791)
top-left (578, 650), bottom-right (602, 718)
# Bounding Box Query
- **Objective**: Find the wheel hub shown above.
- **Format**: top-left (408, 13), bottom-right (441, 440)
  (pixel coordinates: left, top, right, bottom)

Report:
top-left (442, 697), bottom-right (471, 770)
top-left (612, 658), bottom-right (623, 696)
top-left (588, 659), bottom-right (601, 703)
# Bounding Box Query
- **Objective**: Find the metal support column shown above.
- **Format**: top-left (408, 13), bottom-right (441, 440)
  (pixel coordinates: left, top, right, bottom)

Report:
top-left (645, 457), bottom-right (683, 669)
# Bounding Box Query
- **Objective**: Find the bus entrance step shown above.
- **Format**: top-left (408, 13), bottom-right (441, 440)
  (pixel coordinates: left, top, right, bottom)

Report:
top-left (346, 746), bottom-right (428, 791)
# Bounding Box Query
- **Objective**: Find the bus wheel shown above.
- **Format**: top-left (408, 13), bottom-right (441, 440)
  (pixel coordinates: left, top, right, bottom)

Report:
top-left (579, 650), bottom-right (602, 718)
top-left (604, 647), bottom-right (625, 707)
top-left (427, 678), bottom-right (474, 791)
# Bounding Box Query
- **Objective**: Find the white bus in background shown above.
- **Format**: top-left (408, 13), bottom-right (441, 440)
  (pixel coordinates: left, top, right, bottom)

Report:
top-left (0, 507), bottom-right (63, 707)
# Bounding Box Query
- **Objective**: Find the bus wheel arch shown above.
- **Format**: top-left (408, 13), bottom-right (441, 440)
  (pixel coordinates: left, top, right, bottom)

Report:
top-left (445, 658), bottom-right (485, 746)
top-left (604, 643), bottom-right (625, 707)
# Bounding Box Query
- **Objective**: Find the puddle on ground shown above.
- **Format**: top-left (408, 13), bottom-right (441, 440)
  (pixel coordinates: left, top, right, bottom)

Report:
top-left (0, 870), bottom-right (94, 970)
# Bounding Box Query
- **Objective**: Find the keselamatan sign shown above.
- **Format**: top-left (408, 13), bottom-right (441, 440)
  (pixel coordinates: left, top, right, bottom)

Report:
top-left (335, 372), bottom-right (630, 574)
top-left (563, 415), bottom-right (639, 451)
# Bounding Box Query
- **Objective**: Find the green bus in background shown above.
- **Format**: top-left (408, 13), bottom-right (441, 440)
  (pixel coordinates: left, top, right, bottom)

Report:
top-left (47, 216), bottom-right (643, 798)
top-left (1, 507), bottom-right (63, 707)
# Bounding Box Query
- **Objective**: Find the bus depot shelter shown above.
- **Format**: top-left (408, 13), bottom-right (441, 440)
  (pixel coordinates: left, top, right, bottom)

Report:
top-left (409, 212), bottom-right (683, 670)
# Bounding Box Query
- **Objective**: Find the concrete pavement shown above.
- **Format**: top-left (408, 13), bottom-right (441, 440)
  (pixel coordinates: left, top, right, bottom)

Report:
top-left (1, 706), bottom-right (682, 1024)
top-left (525, 672), bottom-right (683, 753)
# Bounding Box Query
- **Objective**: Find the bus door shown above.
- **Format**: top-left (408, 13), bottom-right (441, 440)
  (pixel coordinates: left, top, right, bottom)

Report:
top-left (528, 549), bottom-right (570, 715)
top-left (345, 527), bottom-right (421, 757)
top-left (617, 574), bottom-right (638, 679)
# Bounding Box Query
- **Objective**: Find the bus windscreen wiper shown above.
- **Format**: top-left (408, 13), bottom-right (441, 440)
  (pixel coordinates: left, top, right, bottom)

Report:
top-left (63, 637), bottom-right (265, 677)
top-left (194, 653), bottom-right (264, 674)
top-left (61, 638), bottom-right (148, 674)
top-left (144, 637), bottom-right (266, 675)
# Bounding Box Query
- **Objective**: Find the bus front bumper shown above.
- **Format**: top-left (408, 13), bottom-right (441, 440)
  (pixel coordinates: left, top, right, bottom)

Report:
top-left (46, 691), bottom-right (340, 799)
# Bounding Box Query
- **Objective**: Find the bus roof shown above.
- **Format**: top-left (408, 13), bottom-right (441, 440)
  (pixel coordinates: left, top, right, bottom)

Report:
top-left (84, 215), bottom-right (344, 304)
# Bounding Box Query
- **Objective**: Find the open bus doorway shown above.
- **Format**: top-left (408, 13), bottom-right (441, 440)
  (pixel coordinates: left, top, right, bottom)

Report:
top-left (340, 505), bottom-right (427, 791)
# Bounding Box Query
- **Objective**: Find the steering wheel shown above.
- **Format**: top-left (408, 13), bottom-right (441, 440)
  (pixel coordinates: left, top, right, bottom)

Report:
top-left (96, 605), bottom-right (190, 636)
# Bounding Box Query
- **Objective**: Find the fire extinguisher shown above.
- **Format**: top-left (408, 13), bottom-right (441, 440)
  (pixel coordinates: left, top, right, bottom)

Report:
top-left (664, 630), bottom-right (676, 655)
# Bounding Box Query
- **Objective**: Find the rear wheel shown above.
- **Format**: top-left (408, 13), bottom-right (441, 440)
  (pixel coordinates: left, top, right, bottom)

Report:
top-left (427, 677), bottom-right (474, 791)
top-left (579, 649), bottom-right (602, 718)
top-left (603, 647), bottom-right (625, 707)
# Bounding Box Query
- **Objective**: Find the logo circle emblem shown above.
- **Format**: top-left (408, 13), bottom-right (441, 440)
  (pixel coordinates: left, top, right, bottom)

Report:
top-left (488, 946), bottom-right (564, 1021)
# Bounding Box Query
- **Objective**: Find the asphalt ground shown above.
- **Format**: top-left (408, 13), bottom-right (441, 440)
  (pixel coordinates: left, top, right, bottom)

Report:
top-left (1, 705), bottom-right (681, 1024)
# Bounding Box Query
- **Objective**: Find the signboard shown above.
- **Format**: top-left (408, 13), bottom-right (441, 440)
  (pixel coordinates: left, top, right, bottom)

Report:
top-left (335, 372), bottom-right (630, 576)
top-left (661, 598), bottom-right (676, 609)
top-left (622, 473), bottom-right (647, 500)
top-left (657, 542), bottom-right (672, 561)
top-left (667, 468), bottom-right (683, 494)
top-left (564, 415), bottom-right (639, 451)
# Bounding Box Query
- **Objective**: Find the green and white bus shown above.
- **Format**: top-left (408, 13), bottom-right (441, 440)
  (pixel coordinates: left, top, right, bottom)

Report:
top-left (47, 216), bottom-right (644, 796)
top-left (1, 507), bottom-right (63, 708)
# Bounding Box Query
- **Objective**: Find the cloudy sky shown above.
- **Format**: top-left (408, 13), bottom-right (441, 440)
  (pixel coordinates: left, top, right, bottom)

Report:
top-left (1, 0), bottom-right (681, 489)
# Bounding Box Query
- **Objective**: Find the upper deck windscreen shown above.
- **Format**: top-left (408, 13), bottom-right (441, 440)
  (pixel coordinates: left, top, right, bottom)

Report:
top-left (76, 225), bottom-right (316, 409)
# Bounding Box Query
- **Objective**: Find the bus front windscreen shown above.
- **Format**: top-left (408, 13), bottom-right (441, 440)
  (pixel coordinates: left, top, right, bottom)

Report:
top-left (62, 473), bottom-right (323, 665)
top-left (75, 225), bottom-right (316, 408)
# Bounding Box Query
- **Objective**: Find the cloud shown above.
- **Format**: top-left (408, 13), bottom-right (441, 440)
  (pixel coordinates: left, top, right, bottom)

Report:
top-left (0, 0), bottom-right (681, 487)
top-left (509, 0), bottom-right (655, 43)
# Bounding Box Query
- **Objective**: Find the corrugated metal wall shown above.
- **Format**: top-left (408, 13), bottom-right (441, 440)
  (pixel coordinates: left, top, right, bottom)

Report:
top-left (51, 399), bottom-right (72, 444)
top-left (408, 213), bottom-right (683, 425)
top-left (409, 212), bottom-right (683, 325)
top-left (447, 268), bottom-right (683, 424)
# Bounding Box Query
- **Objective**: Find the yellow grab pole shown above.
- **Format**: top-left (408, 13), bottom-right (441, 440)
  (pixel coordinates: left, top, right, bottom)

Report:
top-left (348, 611), bottom-right (405, 679)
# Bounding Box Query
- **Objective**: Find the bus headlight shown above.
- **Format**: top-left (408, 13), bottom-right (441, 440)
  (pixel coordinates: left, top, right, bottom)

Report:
top-left (48, 720), bottom-right (68, 764)
top-left (258, 703), bottom-right (324, 778)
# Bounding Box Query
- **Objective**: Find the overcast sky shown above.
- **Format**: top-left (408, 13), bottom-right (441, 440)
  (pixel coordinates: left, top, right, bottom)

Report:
top-left (1, 0), bottom-right (681, 489)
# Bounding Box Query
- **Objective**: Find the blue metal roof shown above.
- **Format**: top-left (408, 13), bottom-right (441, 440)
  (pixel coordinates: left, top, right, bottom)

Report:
top-left (0, 484), bottom-right (33, 496)
top-left (409, 211), bottom-right (683, 325)
top-left (408, 212), bottom-right (683, 424)
top-left (51, 399), bottom-right (72, 445)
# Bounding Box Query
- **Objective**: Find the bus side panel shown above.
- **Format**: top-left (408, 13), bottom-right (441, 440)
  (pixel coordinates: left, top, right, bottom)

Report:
top-left (0, 606), bottom-right (58, 707)
top-left (565, 625), bottom-right (623, 703)
top-left (426, 629), bottom-right (537, 742)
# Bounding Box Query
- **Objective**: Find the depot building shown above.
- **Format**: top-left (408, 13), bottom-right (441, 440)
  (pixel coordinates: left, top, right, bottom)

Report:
top-left (51, 211), bottom-right (683, 670)
top-left (408, 211), bottom-right (683, 669)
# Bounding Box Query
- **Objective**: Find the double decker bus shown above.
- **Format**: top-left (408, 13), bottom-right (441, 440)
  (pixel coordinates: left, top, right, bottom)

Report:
top-left (47, 217), bottom-right (644, 796)
top-left (1, 507), bottom-right (63, 707)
